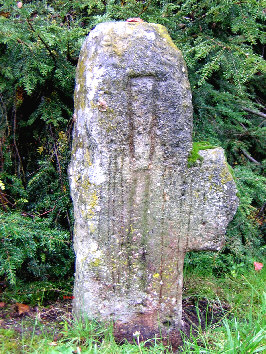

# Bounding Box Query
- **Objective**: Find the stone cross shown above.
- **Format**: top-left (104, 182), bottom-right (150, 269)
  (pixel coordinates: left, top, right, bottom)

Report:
top-left (69, 21), bottom-right (238, 346)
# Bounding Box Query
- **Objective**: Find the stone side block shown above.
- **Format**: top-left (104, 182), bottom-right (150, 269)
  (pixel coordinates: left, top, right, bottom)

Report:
top-left (187, 148), bottom-right (238, 251)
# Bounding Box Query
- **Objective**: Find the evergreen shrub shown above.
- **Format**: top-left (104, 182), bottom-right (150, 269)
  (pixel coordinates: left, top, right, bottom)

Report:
top-left (0, 211), bottom-right (74, 285)
top-left (0, 0), bottom-right (265, 282)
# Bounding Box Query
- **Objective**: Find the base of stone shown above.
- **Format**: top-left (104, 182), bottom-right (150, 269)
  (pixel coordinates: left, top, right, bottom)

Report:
top-left (113, 321), bottom-right (184, 351)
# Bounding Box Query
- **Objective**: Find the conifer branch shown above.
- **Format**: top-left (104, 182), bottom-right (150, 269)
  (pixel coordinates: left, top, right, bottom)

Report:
top-left (26, 19), bottom-right (57, 66)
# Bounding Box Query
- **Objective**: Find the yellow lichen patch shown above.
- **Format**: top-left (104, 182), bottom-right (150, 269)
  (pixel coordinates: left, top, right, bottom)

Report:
top-left (209, 182), bottom-right (223, 193)
top-left (88, 246), bottom-right (103, 267)
top-left (75, 57), bottom-right (87, 111)
top-left (84, 148), bottom-right (92, 166)
top-left (81, 179), bottom-right (91, 191)
top-left (90, 258), bottom-right (102, 267)
top-left (89, 100), bottom-right (98, 109)
top-left (129, 224), bottom-right (135, 234)
top-left (70, 139), bottom-right (84, 159)
top-left (101, 28), bottom-right (126, 56)
top-left (194, 190), bottom-right (199, 199)
top-left (89, 223), bottom-right (96, 233)
top-left (112, 36), bottom-right (127, 57)
top-left (87, 190), bottom-right (99, 219)
top-left (153, 273), bottom-right (160, 279)
top-left (77, 54), bottom-right (86, 78)
top-left (153, 24), bottom-right (180, 51)
top-left (220, 165), bottom-right (233, 184)
top-left (98, 114), bottom-right (117, 132)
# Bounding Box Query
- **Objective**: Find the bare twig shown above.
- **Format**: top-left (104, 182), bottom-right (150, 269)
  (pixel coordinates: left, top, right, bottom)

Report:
top-left (12, 105), bottom-right (25, 179)
top-left (0, 94), bottom-right (10, 136)
top-left (240, 148), bottom-right (261, 165)
top-left (66, 210), bottom-right (73, 239)
top-left (254, 203), bottom-right (265, 221)
top-left (0, 191), bottom-right (14, 210)
top-left (242, 107), bottom-right (266, 119)
top-left (49, 125), bottom-right (64, 192)
top-left (239, 122), bottom-right (248, 130)
top-left (138, 0), bottom-right (153, 17)
top-left (38, 205), bottom-right (57, 217)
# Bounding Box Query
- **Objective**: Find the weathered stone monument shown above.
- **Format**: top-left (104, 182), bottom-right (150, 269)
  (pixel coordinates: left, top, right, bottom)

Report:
top-left (69, 21), bottom-right (238, 346)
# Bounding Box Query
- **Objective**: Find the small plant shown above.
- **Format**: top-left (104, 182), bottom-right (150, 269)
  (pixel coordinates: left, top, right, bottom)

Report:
top-left (187, 141), bottom-right (216, 167)
top-left (60, 316), bottom-right (110, 347)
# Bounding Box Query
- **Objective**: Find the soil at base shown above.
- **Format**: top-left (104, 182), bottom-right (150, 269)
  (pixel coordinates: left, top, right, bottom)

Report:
top-left (0, 296), bottom-right (230, 352)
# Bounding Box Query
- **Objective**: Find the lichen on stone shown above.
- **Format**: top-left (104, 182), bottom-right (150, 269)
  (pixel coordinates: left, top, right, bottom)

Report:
top-left (84, 189), bottom-right (98, 219)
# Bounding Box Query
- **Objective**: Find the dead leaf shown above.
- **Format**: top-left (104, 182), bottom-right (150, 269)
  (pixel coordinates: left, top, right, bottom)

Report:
top-left (0, 302), bottom-right (6, 308)
top-left (15, 303), bottom-right (30, 315)
top-left (49, 342), bottom-right (58, 346)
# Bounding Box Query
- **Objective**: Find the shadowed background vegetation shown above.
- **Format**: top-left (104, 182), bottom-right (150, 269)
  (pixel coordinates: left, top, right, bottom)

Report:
top-left (0, 0), bottom-right (265, 289)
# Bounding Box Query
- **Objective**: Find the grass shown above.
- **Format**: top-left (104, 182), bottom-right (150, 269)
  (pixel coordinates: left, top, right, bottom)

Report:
top-left (181, 277), bottom-right (266, 353)
top-left (1, 256), bottom-right (265, 353)
top-left (180, 252), bottom-right (266, 353)
top-left (0, 320), bottom-right (166, 353)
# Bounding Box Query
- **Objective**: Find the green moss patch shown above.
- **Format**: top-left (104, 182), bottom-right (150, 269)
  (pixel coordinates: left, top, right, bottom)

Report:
top-left (188, 141), bottom-right (216, 167)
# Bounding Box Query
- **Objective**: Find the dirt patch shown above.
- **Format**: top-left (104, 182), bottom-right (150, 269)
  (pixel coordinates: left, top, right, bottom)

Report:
top-left (113, 297), bottom-right (230, 351)
top-left (0, 300), bottom-right (72, 338)
top-left (0, 297), bottom-right (230, 351)
top-left (182, 296), bottom-right (230, 332)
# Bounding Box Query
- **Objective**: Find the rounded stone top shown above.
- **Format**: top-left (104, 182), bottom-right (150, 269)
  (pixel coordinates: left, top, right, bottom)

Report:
top-left (88, 21), bottom-right (179, 52)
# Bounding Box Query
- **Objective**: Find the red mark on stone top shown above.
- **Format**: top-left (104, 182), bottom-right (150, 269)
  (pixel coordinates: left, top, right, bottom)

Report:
top-left (126, 18), bottom-right (144, 23)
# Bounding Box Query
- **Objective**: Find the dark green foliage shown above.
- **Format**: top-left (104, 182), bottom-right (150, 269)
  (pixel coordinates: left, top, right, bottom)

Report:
top-left (226, 166), bottom-right (266, 260)
top-left (0, 0), bottom-right (265, 288)
top-left (1, 278), bottom-right (74, 305)
top-left (0, 212), bottom-right (74, 285)
top-left (0, 0), bottom-right (80, 229)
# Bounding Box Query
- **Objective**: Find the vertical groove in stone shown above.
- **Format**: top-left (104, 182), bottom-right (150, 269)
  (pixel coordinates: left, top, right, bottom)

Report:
top-left (127, 79), bottom-right (135, 160)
